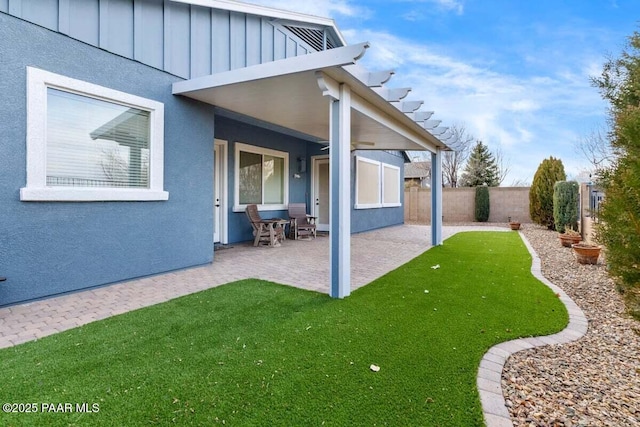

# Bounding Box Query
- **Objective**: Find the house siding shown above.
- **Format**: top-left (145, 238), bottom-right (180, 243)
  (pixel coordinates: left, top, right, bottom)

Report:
top-left (0, 0), bottom-right (317, 79)
top-left (0, 12), bottom-right (216, 306)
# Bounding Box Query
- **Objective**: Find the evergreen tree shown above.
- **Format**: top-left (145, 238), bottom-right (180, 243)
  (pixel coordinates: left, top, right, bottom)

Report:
top-left (529, 157), bottom-right (566, 230)
top-left (592, 30), bottom-right (640, 319)
top-left (474, 186), bottom-right (490, 222)
top-left (553, 181), bottom-right (579, 233)
top-left (460, 141), bottom-right (499, 187)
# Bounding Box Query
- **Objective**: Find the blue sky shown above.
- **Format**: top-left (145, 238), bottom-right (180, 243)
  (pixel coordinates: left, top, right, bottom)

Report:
top-left (247, 0), bottom-right (639, 185)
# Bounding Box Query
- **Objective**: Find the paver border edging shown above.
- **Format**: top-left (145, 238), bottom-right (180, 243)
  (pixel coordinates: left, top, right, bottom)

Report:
top-left (477, 231), bottom-right (589, 427)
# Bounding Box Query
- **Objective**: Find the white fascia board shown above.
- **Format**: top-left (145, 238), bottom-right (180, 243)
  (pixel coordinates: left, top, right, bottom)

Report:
top-left (170, 0), bottom-right (346, 45)
top-left (173, 42), bottom-right (368, 95)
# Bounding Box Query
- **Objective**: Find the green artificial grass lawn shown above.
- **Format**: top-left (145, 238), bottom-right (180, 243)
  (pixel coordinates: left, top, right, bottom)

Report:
top-left (0, 232), bottom-right (567, 426)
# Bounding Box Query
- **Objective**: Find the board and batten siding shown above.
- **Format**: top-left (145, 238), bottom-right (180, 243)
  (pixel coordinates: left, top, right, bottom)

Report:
top-left (0, 0), bottom-right (312, 79)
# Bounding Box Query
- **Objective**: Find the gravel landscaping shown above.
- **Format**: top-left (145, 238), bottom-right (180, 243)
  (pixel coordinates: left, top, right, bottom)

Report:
top-left (503, 224), bottom-right (640, 426)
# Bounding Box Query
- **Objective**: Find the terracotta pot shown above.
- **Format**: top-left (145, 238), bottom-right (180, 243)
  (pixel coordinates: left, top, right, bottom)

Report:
top-left (559, 233), bottom-right (582, 247)
top-left (509, 222), bottom-right (521, 230)
top-left (572, 243), bottom-right (601, 265)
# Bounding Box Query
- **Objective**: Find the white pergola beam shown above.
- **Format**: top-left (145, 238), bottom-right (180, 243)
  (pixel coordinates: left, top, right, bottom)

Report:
top-left (399, 100), bottom-right (424, 113)
top-left (342, 65), bottom-right (394, 88)
top-left (414, 111), bottom-right (434, 122)
top-left (367, 70), bottom-right (394, 87)
top-left (423, 119), bottom-right (441, 130)
top-left (430, 126), bottom-right (448, 136)
top-left (439, 130), bottom-right (453, 141)
top-left (374, 87), bottom-right (411, 102)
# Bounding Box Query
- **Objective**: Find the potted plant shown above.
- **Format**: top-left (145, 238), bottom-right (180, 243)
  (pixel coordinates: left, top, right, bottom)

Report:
top-left (572, 243), bottom-right (602, 265)
top-left (507, 216), bottom-right (521, 230)
top-left (559, 227), bottom-right (582, 247)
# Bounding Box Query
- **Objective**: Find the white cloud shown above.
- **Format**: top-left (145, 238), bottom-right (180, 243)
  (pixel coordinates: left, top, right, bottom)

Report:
top-left (241, 0), bottom-right (367, 19)
top-left (348, 29), bottom-right (606, 183)
top-left (237, 0), bottom-right (609, 183)
top-left (509, 100), bottom-right (540, 113)
top-left (430, 0), bottom-right (464, 14)
top-left (395, 0), bottom-right (464, 15)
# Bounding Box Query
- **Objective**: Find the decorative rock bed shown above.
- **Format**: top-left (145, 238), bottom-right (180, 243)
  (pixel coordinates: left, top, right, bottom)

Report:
top-left (503, 225), bottom-right (640, 426)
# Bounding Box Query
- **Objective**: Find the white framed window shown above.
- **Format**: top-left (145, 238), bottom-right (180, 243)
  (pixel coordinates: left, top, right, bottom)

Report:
top-left (20, 67), bottom-right (168, 202)
top-left (355, 156), bottom-right (401, 209)
top-left (355, 156), bottom-right (381, 209)
top-left (382, 163), bottom-right (401, 207)
top-left (234, 142), bottom-right (289, 211)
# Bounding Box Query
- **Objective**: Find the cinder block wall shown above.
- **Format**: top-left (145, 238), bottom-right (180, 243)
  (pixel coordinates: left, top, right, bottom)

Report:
top-left (488, 187), bottom-right (531, 223)
top-left (405, 187), bottom-right (532, 224)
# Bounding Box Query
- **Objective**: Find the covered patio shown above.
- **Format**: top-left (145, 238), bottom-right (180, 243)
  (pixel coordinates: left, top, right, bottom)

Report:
top-left (173, 43), bottom-right (455, 298)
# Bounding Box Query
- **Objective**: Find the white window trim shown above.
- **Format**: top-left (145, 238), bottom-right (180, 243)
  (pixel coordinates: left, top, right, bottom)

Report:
top-left (20, 66), bottom-right (168, 202)
top-left (354, 156), bottom-right (382, 209)
top-left (354, 156), bottom-right (402, 209)
top-left (233, 142), bottom-right (289, 212)
top-left (382, 163), bottom-right (402, 207)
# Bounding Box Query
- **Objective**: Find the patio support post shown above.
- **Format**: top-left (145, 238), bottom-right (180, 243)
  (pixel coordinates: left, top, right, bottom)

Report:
top-left (431, 149), bottom-right (443, 245)
top-left (329, 83), bottom-right (352, 298)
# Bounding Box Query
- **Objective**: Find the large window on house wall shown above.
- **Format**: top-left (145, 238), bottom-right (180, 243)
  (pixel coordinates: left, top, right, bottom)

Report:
top-left (355, 156), bottom-right (401, 209)
top-left (20, 67), bottom-right (167, 202)
top-left (234, 142), bottom-right (289, 211)
top-left (382, 163), bottom-right (401, 206)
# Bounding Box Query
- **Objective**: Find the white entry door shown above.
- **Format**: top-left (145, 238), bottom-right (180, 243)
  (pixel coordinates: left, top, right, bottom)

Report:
top-left (213, 139), bottom-right (227, 244)
top-left (312, 157), bottom-right (330, 232)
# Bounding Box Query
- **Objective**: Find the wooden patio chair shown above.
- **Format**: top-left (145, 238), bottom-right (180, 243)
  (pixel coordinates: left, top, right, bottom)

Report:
top-left (245, 204), bottom-right (286, 247)
top-left (287, 203), bottom-right (317, 240)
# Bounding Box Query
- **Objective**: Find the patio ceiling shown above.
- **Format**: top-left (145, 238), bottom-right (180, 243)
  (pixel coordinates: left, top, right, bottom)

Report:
top-left (172, 43), bottom-right (449, 153)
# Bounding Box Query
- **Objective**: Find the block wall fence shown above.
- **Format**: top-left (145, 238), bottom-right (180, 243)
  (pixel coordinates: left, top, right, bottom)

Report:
top-left (404, 187), bottom-right (532, 224)
top-left (406, 184), bottom-right (599, 245)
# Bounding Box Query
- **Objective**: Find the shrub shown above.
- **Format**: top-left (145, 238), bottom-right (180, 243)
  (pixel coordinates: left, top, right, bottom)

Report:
top-left (475, 186), bottom-right (490, 222)
top-left (529, 157), bottom-right (566, 230)
top-left (553, 181), bottom-right (579, 233)
top-left (592, 30), bottom-right (640, 319)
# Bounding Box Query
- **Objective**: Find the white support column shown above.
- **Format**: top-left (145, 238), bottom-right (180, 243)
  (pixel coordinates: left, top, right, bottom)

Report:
top-left (329, 83), bottom-right (352, 298)
top-left (431, 149), bottom-right (443, 246)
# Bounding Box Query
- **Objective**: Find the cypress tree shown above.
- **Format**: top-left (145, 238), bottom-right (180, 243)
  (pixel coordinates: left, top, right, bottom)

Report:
top-left (553, 181), bottom-right (579, 233)
top-left (475, 186), bottom-right (490, 222)
top-left (529, 157), bottom-right (566, 230)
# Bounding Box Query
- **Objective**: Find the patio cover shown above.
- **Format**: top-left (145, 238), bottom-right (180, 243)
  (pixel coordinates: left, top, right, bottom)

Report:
top-left (172, 43), bottom-right (449, 298)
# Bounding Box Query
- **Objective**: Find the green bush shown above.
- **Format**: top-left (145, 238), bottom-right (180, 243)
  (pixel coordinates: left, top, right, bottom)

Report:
top-left (529, 157), bottom-right (566, 230)
top-left (553, 181), bottom-right (579, 233)
top-left (592, 30), bottom-right (640, 319)
top-left (475, 186), bottom-right (490, 222)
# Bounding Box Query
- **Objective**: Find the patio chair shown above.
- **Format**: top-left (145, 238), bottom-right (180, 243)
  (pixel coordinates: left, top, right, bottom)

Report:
top-left (245, 204), bottom-right (286, 247)
top-left (287, 203), bottom-right (317, 240)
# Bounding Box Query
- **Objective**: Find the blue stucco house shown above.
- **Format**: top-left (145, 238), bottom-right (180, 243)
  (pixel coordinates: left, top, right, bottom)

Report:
top-left (0, 0), bottom-right (451, 306)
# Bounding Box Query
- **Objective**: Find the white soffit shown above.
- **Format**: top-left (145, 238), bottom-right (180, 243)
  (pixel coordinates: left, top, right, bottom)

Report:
top-left (172, 44), bottom-right (446, 152)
